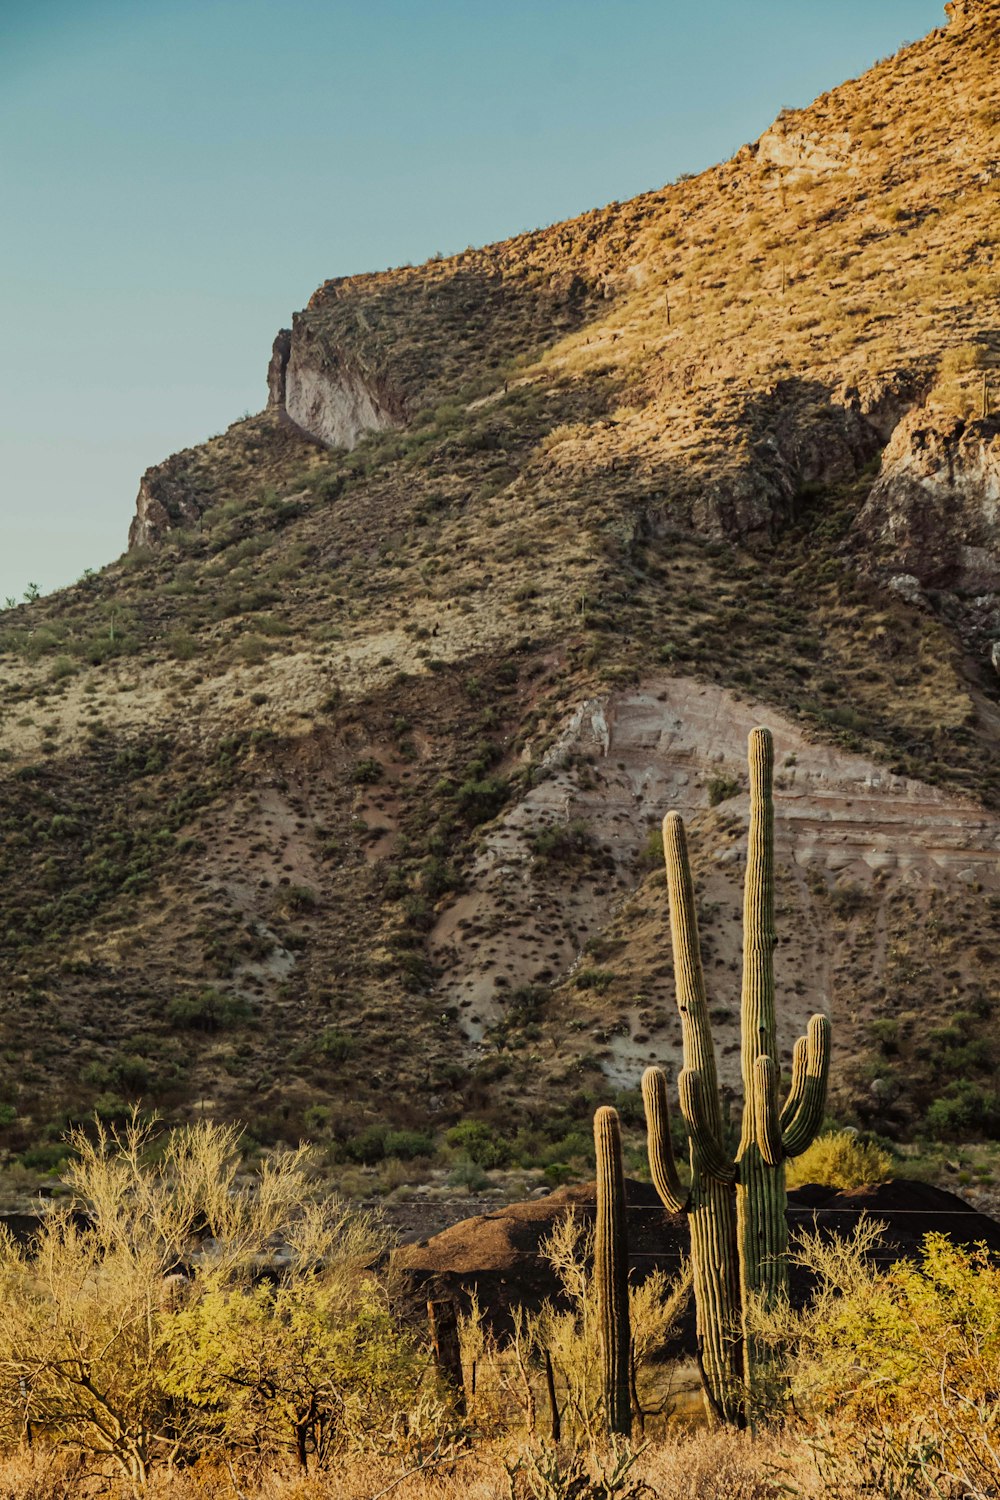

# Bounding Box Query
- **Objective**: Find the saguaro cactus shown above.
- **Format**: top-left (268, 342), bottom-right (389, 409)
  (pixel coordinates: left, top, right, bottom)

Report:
top-left (642, 727), bottom-right (831, 1420)
top-left (593, 1105), bottom-right (632, 1436)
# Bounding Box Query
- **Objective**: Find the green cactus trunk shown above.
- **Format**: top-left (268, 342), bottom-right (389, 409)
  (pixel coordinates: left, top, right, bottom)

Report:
top-left (735, 727), bottom-right (788, 1370)
top-left (593, 1105), bottom-right (632, 1437)
top-left (642, 727), bottom-right (832, 1423)
top-left (644, 816), bottom-right (743, 1423)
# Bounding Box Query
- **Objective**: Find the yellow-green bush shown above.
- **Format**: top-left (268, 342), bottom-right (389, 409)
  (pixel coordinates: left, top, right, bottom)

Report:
top-left (757, 1221), bottom-right (1000, 1495)
top-left (0, 1117), bottom-right (438, 1485)
top-left (786, 1130), bottom-right (892, 1190)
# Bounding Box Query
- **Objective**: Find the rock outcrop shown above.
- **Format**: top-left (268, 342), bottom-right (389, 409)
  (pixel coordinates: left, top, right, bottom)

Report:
top-left (128, 453), bottom-right (210, 550)
top-left (267, 328), bottom-right (292, 409)
top-left (854, 410), bottom-right (1000, 655)
top-left (268, 316), bottom-right (400, 451)
top-left (945, 0), bottom-right (999, 28)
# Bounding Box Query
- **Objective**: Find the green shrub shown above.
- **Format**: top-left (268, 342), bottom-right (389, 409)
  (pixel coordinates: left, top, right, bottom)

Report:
top-left (454, 775), bottom-right (508, 826)
top-left (284, 885), bottom-right (317, 912)
top-left (573, 968), bottom-right (616, 992)
top-left (166, 989), bottom-right (252, 1034)
top-left (445, 1120), bottom-right (511, 1169)
top-left (48, 655), bottom-right (76, 682)
top-left (343, 1125), bottom-right (390, 1165)
top-left (421, 856), bottom-right (461, 898)
top-left (352, 759), bottom-right (383, 785)
top-left (528, 820), bottom-right (596, 865)
top-left (383, 1129), bottom-right (434, 1160)
top-left (707, 775), bottom-right (741, 807)
top-left (316, 1028), bottom-right (355, 1062)
top-left (925, 1082), bottom-right (1000, 1139)
top-left (18, 1142), bottom-right (69, 1172)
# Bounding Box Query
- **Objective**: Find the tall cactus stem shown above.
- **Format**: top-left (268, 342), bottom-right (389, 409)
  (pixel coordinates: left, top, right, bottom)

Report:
top-left (593, 1106), bottom-right (632, 1437)
top-left (662, 813), bottom-right (726, 1134)
top-left (735, 727), bottom-right (788, 1343)
top-left (739, 728), bottom-right (779, 1128)
top-left (654, 811), bottom-right (744, 1423)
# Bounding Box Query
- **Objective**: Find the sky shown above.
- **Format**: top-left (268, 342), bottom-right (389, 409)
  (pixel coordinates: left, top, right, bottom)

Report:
top-left (0, 0), bottom-right (946, 604)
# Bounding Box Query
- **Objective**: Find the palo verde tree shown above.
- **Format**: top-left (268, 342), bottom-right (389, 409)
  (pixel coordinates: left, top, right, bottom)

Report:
top-left (642, 727), bottom-right (831, 1422)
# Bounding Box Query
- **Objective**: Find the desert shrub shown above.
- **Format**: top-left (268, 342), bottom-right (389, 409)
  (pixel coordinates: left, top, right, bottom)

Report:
top-left (445, 1120), bottom-right (511, 1169)
top-left (342, 1126), bottom-right (391, 1165)
top-left (707, 775), bottom-right (741, 807)
top-left (48, 655), bottom-right (75, 682)
top-left (284, 885), bottom-right (318, 912)
top-left (420, 856), bottom-right (461, 897)
top-left (382, 1129), bottom-right (434, 1160)
top-left (573, 968), bottom-right (615, 992)
top-left (316, 1027), bottom-right (355, 1061)
top-left (528, 820), bottom-right (597, 865)
top-left (453, 774), bottom-right (508, 826)
top-left (163, 1202), bottom-right (435, 1469)
top-left (759, 1222), bottom-right (1000, 1497)
top-left (925, 1080), bottom-right (1000, 1139)
top-left (786, 1130), bottom-right (892, 1190)
top-left (0, 1117), bottom-right (435, 1484)
top-left (166, 988), bottom-right (252, 1033)
top-left (638, 824), bottom-right (664, 869)
top-left (351, 758), bottom-right (382, 785)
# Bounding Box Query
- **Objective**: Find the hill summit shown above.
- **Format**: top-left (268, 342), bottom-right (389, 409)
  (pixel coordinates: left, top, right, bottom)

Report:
top-left (1, 2), bottom-right (998, 1170)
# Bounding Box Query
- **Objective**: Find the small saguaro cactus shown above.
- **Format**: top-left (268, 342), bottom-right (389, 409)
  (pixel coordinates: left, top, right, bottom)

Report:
top-left (642, 727), bottom-right (831, 1421)
top-left (593, 1105), bottom-right (632, 1436)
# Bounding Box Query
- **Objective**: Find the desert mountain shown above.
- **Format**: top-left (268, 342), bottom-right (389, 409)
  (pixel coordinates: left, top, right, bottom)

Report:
top-left (1, 0), bottom-right (998, 1165)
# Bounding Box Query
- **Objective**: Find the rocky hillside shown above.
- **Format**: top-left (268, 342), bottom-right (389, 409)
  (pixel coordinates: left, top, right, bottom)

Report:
top-left (0, 0), bottom-right (998, 1172)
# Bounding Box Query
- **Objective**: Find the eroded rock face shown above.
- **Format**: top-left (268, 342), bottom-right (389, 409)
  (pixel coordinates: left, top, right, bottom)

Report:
top-left (945, 0), bottom-right (999, 28)
top-left (854, 410), bottom-right (1000, 653)
top-left (128, 455), bottom-right (207, 550)
top-left (429, 675), bottom-right (1000, 1086)
top-left (757, 110), bottom-right (854, 178)
top-left (858, 411), bottom-right (1000, 590)
top-left (684, 377), bottom-right (910, 543)
top-left (267, 328), bottom-right (292, 409)
top-left (275, 318), bottom-right (399, 450)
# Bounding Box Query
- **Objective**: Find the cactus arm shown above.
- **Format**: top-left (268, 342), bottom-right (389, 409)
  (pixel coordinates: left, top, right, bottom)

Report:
top-left (782, 1014), bottom-right (832, 1158)
top-left (641, 1068), bottom-right (689, 1214)
top-left (678, 1070), bottom-right (737, 1185)
top-left (593, 1106), bottom-right (632, 1437)
top-left (662, 812), bottom-right (726, 1137)
top-left (753, 1056), bottom-right (783, 1168)
top-left (779, 1035), bottom-right (808, 1133)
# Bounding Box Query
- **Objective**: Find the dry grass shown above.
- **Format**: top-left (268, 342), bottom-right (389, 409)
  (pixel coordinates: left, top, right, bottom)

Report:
top-left (0, 1431), bottom-right (834, 1500)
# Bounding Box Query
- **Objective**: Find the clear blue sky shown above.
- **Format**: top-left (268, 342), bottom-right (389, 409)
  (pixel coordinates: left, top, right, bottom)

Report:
top-left (0, 0), bottom-right (945, 603)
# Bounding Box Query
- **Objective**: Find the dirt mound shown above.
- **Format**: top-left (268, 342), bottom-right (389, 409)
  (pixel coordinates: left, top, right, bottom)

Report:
top-left (395, 1177), bottom-right (1000, 1336)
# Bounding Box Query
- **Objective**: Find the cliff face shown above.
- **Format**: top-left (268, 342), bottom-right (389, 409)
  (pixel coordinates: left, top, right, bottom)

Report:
top-left (856, 412), bottom-right (1000, 654)
top-left (271, 318), bottom-right (400, 449)
top-left (129, 452), bottom-right (213, 550)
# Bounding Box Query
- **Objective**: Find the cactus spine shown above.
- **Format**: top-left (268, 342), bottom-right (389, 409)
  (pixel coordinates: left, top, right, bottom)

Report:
top-left (593, 1105), bottom-right (632, 1436)
top-left (643, 727), bottom-right (831, 1420)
